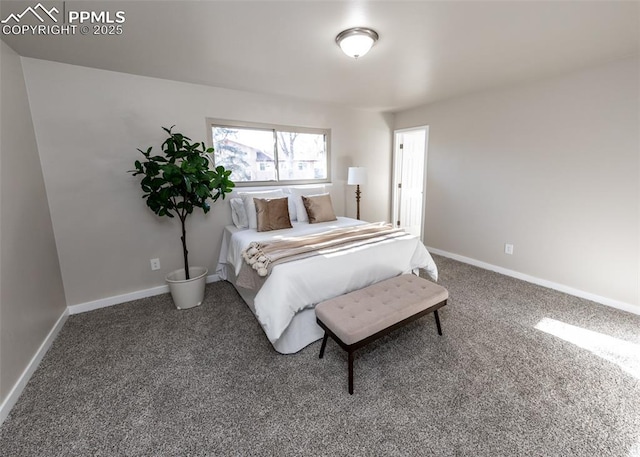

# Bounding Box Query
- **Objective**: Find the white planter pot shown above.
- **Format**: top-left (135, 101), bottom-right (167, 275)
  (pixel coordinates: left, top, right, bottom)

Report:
top-left (165, 267), bottom-right (208, 310)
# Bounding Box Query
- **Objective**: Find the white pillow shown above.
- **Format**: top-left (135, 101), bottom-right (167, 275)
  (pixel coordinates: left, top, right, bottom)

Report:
top-left (230, 198), bottom-right (248, 229)
top-left (288, 186), bottom-right (327, 222)
top-left (282, 188), bottom-right (297, 221)
top-left (238, 190), bottom-right (286, 229)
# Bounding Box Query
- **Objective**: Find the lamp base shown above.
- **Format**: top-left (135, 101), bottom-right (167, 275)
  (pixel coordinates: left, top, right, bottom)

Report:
top-left (355, 185), bottom-right (361, 220)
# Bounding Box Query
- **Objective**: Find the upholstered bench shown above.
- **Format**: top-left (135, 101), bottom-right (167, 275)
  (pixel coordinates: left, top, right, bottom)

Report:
top-left (316, 274), bottom-right (448, 394)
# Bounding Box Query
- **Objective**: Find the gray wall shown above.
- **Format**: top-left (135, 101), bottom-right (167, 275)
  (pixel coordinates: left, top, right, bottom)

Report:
top-left (395, 56), bottom-right (639, 309)
top-left (20, 58), bottom-right (393, 307)
top-left (0, 41), bottom-right (67, 403)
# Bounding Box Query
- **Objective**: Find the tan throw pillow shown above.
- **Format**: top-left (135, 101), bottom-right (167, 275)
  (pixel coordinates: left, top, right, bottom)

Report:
top-left (254, 197), bottom-right (293, 232)
top-left (301, 194), bottom-right (337, 224)
top-left (288, 185), bottom-right (326, 222)
top-left (238, 189), bottom-right (286, 229)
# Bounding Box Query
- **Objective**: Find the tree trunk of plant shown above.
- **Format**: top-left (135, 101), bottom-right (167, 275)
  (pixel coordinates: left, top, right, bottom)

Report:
top-left (180, 216), bottom-right (190, 280)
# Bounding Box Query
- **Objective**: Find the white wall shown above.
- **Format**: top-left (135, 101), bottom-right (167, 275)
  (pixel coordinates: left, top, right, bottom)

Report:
top-left (0, 42), bottom-right (67, 406)
top-left (20, 58), bottom-right (392, 307)
top-left (395, 56), bottom-right (639, 309)
top-left (344, 112), bottom-right (396, 224)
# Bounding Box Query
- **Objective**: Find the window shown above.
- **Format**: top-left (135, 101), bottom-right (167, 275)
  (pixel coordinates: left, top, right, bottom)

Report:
top-left (208, 119), bottom-right (330, 185)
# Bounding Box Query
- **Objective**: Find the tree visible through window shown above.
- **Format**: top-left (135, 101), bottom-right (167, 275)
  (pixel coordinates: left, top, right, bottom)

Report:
top-left (209, 120), bottom-right (330, 185)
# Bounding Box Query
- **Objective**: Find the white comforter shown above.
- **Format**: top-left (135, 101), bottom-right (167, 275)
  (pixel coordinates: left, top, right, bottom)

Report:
top-left (216, 217), bottom-right (438, 343)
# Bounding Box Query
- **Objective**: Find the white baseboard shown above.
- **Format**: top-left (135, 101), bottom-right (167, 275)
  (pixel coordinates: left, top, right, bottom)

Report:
top-left (427, 247), bottom-right (639, 316)
top-left (0, 308), bottom-right (69, 426)
top-left (68, 273), bottom-right (221, 315)
top-left (1, 272), bottom-right (223, 425)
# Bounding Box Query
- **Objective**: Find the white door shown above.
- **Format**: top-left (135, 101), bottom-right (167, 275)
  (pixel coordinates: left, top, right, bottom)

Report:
top-left (392, 127), bottom-right (428, 239)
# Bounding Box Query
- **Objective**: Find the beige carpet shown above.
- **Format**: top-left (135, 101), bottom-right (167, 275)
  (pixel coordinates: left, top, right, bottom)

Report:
top-left (1, 255), bottom-right (639, 456)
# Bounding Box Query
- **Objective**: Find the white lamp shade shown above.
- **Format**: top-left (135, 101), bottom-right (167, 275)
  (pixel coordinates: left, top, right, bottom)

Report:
top-left (339, 35), bottom-right (374, 59)
top-left (347, 167), bottom-right (367, 185)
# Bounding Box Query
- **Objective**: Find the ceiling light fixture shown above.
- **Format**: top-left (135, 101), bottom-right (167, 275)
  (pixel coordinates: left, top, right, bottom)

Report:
top-left (336, 27), bottom-right (379, 59)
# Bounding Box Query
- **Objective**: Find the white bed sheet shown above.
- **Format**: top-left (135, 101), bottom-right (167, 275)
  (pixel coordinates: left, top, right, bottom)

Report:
top-left (216, 217), bottom-right (438, 346)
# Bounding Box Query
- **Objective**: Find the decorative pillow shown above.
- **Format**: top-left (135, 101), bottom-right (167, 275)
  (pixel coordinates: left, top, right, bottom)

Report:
top-left (302, 194), bottom-right (337, 224)
top-left (254, 197), bottom-right (293, 232)
top-left (238, 190), bottom-right (286, 229)
top-left (230, 198), bottom-right (248, 228)
top-left (288, 186), bottom-right (327, 222)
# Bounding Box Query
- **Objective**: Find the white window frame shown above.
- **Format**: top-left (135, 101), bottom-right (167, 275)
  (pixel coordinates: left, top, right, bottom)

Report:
top-left (206, 118), bottom-right (331, 187)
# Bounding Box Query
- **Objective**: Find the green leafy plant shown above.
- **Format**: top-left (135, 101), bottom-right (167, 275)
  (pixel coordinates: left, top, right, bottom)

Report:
top-left (130, 126), bottom-right (234, 279)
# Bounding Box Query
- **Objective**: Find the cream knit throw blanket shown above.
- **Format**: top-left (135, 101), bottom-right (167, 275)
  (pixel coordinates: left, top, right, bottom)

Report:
top-left (236, 222), bottom-right (406, 290)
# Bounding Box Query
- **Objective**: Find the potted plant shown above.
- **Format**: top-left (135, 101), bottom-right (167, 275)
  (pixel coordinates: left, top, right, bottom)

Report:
top-left (130, 126), bottom-right (234, 309)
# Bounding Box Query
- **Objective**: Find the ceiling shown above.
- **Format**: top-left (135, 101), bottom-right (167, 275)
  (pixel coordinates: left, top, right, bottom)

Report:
top-left (2, 1), bottom-right (638, 112)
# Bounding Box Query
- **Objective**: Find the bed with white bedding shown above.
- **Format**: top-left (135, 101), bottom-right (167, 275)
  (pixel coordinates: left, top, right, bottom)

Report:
top-left (216, 216), bottom-right (438, 354)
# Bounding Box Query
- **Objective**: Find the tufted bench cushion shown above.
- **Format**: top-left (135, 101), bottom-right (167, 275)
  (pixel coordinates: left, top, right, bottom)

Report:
top-left (316, 274), bottom-right (448, 394)
top-left (316, 274), bottom-right (448, 346)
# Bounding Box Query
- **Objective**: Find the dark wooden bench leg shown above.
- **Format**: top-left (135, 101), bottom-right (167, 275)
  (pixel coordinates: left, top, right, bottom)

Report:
top-left (348, 350), bottom-right (354, 395)
top-left (434, 310), bottom-right (443, 336)
top-left (319, 332), bottom-right (329, 359)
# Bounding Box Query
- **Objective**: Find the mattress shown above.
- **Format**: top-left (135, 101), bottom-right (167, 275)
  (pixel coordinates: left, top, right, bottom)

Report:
top-left (216, 217), bottom-right (438, 353)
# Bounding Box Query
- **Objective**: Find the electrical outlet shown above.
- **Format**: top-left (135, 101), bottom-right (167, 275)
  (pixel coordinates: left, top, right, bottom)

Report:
top-left (504, 244), bottom-right (514, 255)
top-left (150, 258), bottom-right (161, 270)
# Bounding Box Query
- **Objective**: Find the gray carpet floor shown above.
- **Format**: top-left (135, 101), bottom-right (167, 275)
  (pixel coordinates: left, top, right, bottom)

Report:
top-left (1, 255), bottom-right (639, 456)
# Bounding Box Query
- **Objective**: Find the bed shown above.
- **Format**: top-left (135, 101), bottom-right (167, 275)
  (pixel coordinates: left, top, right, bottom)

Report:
top-left (216, 216), bottom-right (438, 354)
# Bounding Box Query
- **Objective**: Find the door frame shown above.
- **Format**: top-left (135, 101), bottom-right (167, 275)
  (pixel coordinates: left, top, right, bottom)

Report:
top-left (392, 125), bottom-right (429, 242)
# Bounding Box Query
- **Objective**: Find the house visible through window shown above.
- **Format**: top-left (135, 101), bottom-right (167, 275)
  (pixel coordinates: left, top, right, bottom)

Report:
top-left (208, 119), bottom-right (330, 185)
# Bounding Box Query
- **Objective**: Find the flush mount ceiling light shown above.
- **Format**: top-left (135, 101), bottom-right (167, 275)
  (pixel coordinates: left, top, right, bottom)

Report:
top-left (335, 27), bottom-right (379, 59)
